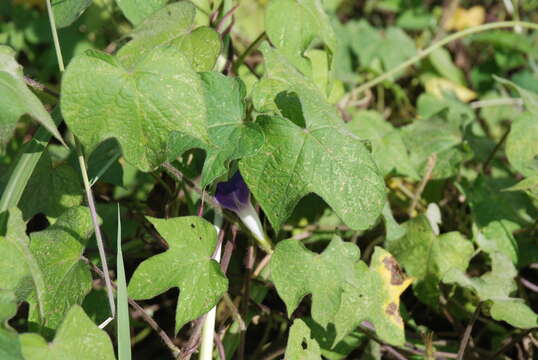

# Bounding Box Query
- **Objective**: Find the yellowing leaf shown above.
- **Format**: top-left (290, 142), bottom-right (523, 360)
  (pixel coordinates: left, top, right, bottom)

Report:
top-left (425, 77), bottom-right (477, 102)
top-left (373, 248), bottom-right (414, 329)
top-left (444, 6), bottom-right (485, 31)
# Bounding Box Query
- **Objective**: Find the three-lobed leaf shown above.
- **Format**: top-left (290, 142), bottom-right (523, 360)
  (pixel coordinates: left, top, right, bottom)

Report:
top-left (240, 44), bottom-right (386, 231)
top-left (128, 216), bottom-right (228, 333)
top-left (271, 237), bottom-right (412, 346)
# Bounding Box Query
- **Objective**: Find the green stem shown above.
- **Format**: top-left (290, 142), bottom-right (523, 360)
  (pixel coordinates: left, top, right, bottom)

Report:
top-left (45, 0), bottom-right (116, 324)
top-left (45, 0), bottom-right (65, 73)
top-left (77, 142), bottom-right (116, 319)
top-left (340, 21), bottom-right (538, 106)
top-left (233, 31), bottom-right (266, 74)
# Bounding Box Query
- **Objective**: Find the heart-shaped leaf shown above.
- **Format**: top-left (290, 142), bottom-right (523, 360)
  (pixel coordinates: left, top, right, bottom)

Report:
top-left (62, 46), bottom-right (207, 172)
top-left (128, 216), bottom-right (228, 333)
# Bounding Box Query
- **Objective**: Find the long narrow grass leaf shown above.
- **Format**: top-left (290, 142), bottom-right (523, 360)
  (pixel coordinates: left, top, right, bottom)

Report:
top-left (116, 204), bottom-right (132, 360)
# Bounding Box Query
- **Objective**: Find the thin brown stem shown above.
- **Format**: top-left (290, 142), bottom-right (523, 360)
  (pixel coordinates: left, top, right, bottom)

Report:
top-left (409, 153), bottom-right (437, 216)
top-left (215, 333), bottom-right (226, 360)
top-left (253, 253), bottom-right (272, 278)
top-left (483, 126), bottom-right (511, 174)
top-left (239, 245), bottom-right (255, 360)
top-left (24, 76), bottom-right (60, 98)
top-left (489, 329), bottom-right (533, 359)
top-left (457, 302), bottom-right (482, 360)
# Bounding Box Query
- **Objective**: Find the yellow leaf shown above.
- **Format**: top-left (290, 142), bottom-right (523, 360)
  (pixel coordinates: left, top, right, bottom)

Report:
top-left (425, 77), bottom-right (477, 102)
top-left (444, 6), bottom-right (485, 31)
top-left (371, 247), bottom-right (414, 328)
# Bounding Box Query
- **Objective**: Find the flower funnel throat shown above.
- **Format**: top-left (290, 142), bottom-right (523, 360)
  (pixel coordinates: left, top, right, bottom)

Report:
top-left (215, 173), bottom-right (273, 253)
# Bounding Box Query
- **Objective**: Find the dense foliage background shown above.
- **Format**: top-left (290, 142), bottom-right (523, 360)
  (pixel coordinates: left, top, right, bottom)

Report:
top-left (1, 0), bottom-right (538, 359)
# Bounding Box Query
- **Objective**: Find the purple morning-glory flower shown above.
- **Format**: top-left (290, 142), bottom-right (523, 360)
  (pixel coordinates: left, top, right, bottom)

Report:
top-left (214, 172), bottom-right (273, 253)
top-left (215, 172), bottom-right (250, 212)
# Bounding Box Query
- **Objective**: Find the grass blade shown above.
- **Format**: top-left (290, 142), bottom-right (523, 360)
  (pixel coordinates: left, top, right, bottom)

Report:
top-left (116, 205), bottom-right (132, 359)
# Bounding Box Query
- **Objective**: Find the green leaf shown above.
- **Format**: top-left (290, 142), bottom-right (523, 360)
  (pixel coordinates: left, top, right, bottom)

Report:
top-left (0, 289), bottom-right (24, 359)
top-left (168, 72), bottom-right (264, 187)
top-left (381, 202), bottom-right (406, 242)
top-left (462, 175), bottom-right (535, 264)
top-left (0, 290), bottom-right (17, 328)
top-left (271, 238), bottom-right (411, 346)
top-left (127, 216), bottom-right (228, 333)
top-left (29, 206), bottom-right (94, 331)
top-left (504, 175), bottom-right (538, 200)
top-left (386, 215), bottom-right (474, 307)
top-left (445, 252), bottom-right (517, 302)
top-left (505, 112), bottom-right (538, 177)
top-left (51, 0), bottom-right (93, 28)
top-left (494, 76), bottom-right (538, 115)
top-left (0, 209), bottom-right (45, 314)
top-left (265, 0), bottom-right (336, 74)
top-left (301, 320), bottom-right (367, 360)
top-left (285, 319), bottom-right (322, 360)
top-left (444, 251), bottom-right (537, 328)
top-left (61, 47), bottom-right (206, 172)
top-left (117, 2), bottom-right (221, 71)
top-left (401, 117), bottom-right (470, 179)
top-left (0, 46), bottom-right (64, 151)
top-left (19, 151), bottom-right (82, 220)
top-left (241, 45), bottom-right (386, 231)
top-left (169, 27), bottom-right (221, 72)
top-left (115, 0), bottom-right (168, 25)
top-left (428, 48), bottom-right (466, 86)
top-left (490, 299), bottom-right (538, 329)
top-left (0, 328), bottom-right (24, 360)
top-left (346, 110), bottom-right (418, 179)
top-left (347, 21), bottom-right (416, 78)
top-left (0, 109), bottom-right (62, 214)
top-left (271, 236), bottom-right (361, 327)
top-left (20, 305), bottom-right (115, 360)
